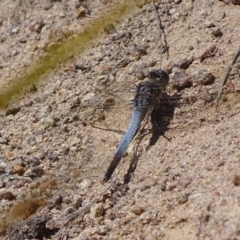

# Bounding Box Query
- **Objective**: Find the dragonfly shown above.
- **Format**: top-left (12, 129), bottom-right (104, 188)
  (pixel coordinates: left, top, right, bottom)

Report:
top-left (101, 69), bottom-right (177, 182)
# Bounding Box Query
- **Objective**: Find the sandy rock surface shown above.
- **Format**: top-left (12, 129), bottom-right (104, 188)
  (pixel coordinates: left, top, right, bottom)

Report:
top-left (0, 0), bottom-right (240, 239)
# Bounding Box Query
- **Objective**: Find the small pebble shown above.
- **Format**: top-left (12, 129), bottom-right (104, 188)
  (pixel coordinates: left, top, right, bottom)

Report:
top-left (175, 58), bottom-right (191, 69)
top-left (205, 21), bottom-right (216, 28)
top-left (6, 104), bottom-right (21, 115)
top-left (221, 222), bottom-right (237, 240)
top-left (0, 137), bottom-right (9, 145)
top-left (43, 2), bottom-right (53, 11)
top-left (177, 178), bottom-right (191, 188)
top-left (199, 45), bottom-right (216, 62)
top-left (89, 203), bottom-right (104, 219)
top-left (49, 195), bottom-right (63, 208)
top-left (73, 196), bottom-right (83, 209)
top-left (0, 190), bottom-right (15, 200)
top-left (231, 172), bottom-right (240, 186)
top-left (79, 179), bottom-right (91, 190)
top-left (193, 69), bottom-right (215, 85)
top-left (136, 71), bottom-right (145, 80)
top-left (28, 156), bottom-right (41, 166)
top-left (171, 68), bottom-right (192, 89)
top-left (43, 116), bottom-right (55, 127)
top-left (139, 212), bottom-right (152, 224)
top-left (166, 182), bottom-right (177, 191)
top-left (188, 45), bottom-right (194, 50)
top-left (12, 164), bottom-right (25, 175)
top-left (63, 206), bottom-right (75, 215)
top-left (177, 193), bottom-right (188, 204)
top-left (76, 6), bottom-right (87, 19)
top-left (174, 0), bottom-right (182, 4)
top-left (211, 27), bottom-right (223, 37)
top-left (130, 206), bottom-right (144, 215)
top-left (62, 196), bottom-right (72, 204)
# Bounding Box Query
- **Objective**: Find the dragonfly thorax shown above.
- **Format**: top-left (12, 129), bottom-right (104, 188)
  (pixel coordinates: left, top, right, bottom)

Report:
top-left (133, 69), bottom-right (169, 108)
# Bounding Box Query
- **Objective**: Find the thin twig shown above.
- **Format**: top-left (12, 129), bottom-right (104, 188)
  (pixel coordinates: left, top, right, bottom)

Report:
top-left (151, 0), bottom-right (169, 67)
top-left (215, 45), bottom-right (240, 109)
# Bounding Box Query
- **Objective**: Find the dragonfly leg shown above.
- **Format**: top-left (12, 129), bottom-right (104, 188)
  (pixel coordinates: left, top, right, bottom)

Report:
top-left (124, 152), bottom-right (139, 184)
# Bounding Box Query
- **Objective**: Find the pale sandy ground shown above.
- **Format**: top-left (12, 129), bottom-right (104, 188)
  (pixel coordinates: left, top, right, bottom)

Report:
top-left (0, 0), bottom-right (240, 239)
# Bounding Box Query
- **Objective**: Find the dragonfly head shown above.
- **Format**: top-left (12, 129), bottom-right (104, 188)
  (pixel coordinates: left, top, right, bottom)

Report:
top-left (149, 70), bottom-right (169, 89)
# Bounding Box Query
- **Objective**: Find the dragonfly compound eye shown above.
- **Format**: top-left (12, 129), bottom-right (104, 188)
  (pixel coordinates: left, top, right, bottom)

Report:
top-left (149, 69), bottom-right (169, 86)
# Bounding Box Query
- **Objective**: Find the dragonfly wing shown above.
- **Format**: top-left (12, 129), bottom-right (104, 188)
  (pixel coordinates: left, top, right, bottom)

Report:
top-left (73, 80), bottom-right (135, 131)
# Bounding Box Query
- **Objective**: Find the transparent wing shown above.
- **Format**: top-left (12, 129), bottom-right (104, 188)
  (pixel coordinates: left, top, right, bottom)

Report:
top-left (72, 76), bottom-right (137, 133)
